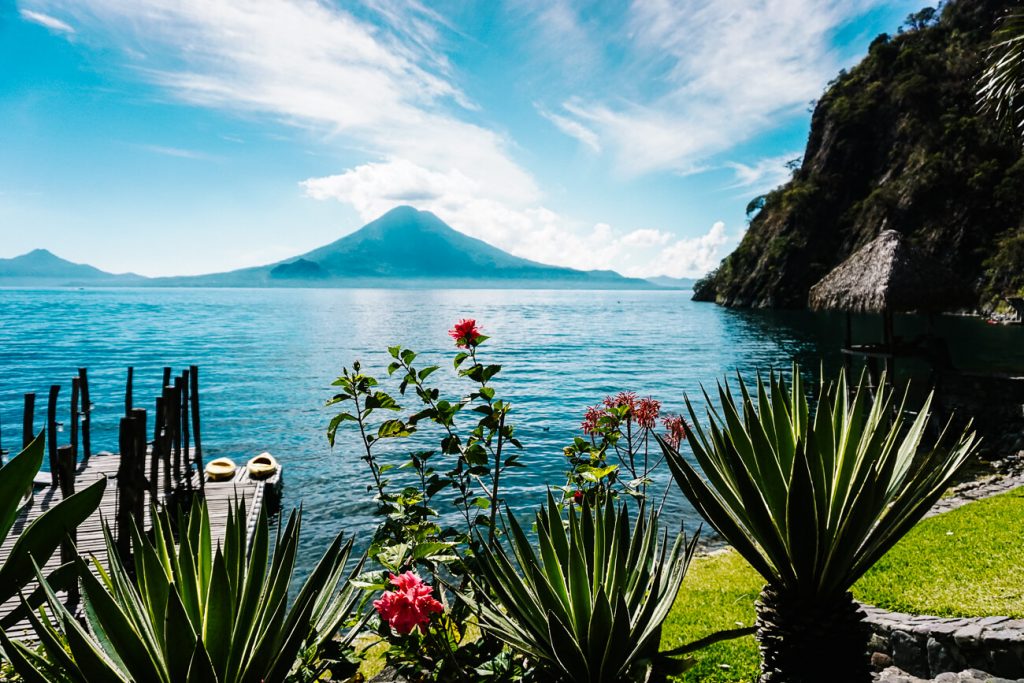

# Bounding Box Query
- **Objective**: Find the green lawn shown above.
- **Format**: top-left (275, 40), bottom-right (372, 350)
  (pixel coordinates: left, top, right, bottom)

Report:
top-left (659, 487), bottom-right (1024, 681)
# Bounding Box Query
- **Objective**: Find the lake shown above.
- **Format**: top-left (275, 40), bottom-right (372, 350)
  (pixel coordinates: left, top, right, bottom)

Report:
top-left (1, 287), bottom-right (1021, 577)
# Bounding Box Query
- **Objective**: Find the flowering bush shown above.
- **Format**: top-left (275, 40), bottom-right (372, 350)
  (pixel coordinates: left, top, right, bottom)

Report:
top-left (564, 389), bottom-right (688, 506)
top-left (327, 319), bottom-right (523, 680)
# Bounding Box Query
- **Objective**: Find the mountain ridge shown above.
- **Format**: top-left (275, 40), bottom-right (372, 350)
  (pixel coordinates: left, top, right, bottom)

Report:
top-left (1, 207), bottom-right (666, 290)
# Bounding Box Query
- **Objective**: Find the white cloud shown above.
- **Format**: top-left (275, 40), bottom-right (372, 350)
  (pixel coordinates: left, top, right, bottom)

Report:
top-left (138, 144), bottom-right (216, 160)
top-left (639, 221), bottom-right (735, 279)
top-left (25, 0), bottom-right (538, 205)
top-left (727, 152), bottom-right (802, 193)
top-left (620, 228), bottom-right (672, 248)
top-left (19, 8), bottom-right (75, 33)
top-left (537, 107), bottom-right (601, 152)
top-left (540, 0), bottom-right (893, 175)
top-left (302, 158), bottom-right (729, 277)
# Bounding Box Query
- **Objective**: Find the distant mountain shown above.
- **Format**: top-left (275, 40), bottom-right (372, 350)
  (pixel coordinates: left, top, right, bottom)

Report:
top-left (0, 249), bottom-right (145, 286)
top-left (644, 276), bottom-right (696, 290)
top-left (153, 206), bottom-right (659, 289)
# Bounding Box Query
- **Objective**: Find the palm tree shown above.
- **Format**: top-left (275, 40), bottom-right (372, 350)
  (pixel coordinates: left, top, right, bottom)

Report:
top-left (658, 368), bottom-right (978, 683)
top-left (979, 8), bottom-right (1024, 140)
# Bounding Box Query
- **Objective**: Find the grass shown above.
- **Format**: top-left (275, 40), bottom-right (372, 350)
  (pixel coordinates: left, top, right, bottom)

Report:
top-left (354, 490), bottom-right (1024, 681)
top-left (659, 550), bottom-right (762, 683)
top-left (657, 488), bottom-right (1024, 681)
top-left (854, 487), bottom-right (1024, 618)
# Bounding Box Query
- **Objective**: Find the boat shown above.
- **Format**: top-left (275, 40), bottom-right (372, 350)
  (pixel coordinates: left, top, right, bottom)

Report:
top-left (246, 452), bottom-right (279, 480)
top-left (205, 457), bottom-right (237, 482)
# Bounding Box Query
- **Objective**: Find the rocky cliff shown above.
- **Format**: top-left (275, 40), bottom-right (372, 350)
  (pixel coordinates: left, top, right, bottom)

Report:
top-left (695, 0), bottom-right (1024, 310)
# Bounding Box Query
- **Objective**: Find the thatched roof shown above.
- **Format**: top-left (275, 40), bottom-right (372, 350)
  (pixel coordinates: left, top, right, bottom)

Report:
top-left (808, 230), bottom-right (971, 313)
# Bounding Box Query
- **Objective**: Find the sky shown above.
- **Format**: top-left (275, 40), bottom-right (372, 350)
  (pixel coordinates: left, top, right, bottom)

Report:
top-left (0, 0), bottom-right (924, 279)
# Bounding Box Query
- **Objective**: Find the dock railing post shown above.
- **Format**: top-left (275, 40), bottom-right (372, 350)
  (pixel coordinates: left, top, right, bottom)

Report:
top-left (125, 366), bottom-right (134, 418)
top-left (47, 385), bottom-right (60, 487)
top-left (131, 408), bottom-right (147, 527)
top-left (23, 393), bottom-right (35, 450)
top-left (116, 417), bottom-right (133, 563)
top-left (70, 377), bottom-right (80, 459)
top-left (180, 370), bottom-right (192, 492)
top-left (77, 368), bottom-right (91, 460)
top-left (151, 396), bottom-right (164, 500)
top-left (160, 387), bottom-right (173, 497)
top-left (189, 365), bottom-right (204, 494)
top-left (56, 444), bottom-right (78, 604)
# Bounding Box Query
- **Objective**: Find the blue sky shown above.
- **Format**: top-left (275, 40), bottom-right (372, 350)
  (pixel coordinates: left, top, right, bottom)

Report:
top-left (1, 0), bottom-right (921, 278)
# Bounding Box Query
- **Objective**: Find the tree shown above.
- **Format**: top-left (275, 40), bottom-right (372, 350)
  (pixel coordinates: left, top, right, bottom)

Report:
top-left (979, 9), bottom-right (1024, 141)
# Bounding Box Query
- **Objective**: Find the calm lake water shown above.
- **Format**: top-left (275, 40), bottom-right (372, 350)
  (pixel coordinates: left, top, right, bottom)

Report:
top-left (2, 287), bottom-right (1022, 577)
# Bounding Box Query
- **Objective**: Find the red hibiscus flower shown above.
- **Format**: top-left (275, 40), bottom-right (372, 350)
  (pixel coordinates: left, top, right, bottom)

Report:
top-left (573, 490), bottom-right (584, 504)
top-left (373, 571), bottom-right (444, 635)
top-left (663, 415), bottom-right (688, 449)
top-left (448, 318), bottom-right (483, 348)
top-left (634, 397), bottom-right (661, 429)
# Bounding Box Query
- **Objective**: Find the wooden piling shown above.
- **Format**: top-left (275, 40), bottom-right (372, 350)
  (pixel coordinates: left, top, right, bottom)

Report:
top-left (116, 417), bottom-right (133, 562)
top-left (131, 408), bottom-right (147, 524)
top-left (180, 371), bottom-right (192, 491)
top-left (160, 387), bottom-right (173, 496)
top-left (189, 365), bottom-right (204, 492)
top-left (22, 393), bottom-right (35, 450)
top-left (162, 366), bottom-right (171, 388)
top-left (125, 366), bottom-right (134, 417)
top-left (47, 385), bottom-right (60, 487)
top-left (70, 377), bottom-right (80, 459)
top-left (55, 444), bottom-right (78, 604)
top-left (167, 382), bottom-right (182, 487)
top-left (77, 368), bottom-right (91, 459)
top-left (151, 395), bottom-right (164, 499)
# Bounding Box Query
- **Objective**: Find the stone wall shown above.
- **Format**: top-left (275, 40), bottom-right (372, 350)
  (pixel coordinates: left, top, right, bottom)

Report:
top-left (864, 605), bottom-right (1024, 679)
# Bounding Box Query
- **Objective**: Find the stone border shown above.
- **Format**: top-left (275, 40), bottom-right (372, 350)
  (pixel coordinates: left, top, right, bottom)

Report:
top-left (864, 462), bottom-right (1024, 681)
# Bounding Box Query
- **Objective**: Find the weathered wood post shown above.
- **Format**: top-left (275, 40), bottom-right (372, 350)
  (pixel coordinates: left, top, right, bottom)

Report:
top-left (70, 377), bottom-right (80, 459)
top-left (167, 381), bottom-right (182, 488)
top-left (56, 444), bottom-right (78, 604)
top-left (47, 385), bottom-right (60, 487)
top-left (160, 387), bottom-right (174, 496)
top-left (125, 366), bottom-right (134, 417)
top-left (151, 395), bottom-right (164, 500)
top-left (77, 368), bottom-right (91, 459)
top-left (22, 392), bottom-right (35, 450)
top-left (131, 408), bottom-right (148, 525)
top-left (189, 365), bottom-right (204, 493)
top-left (180, 370), bottom-right (192, 491)
top-left (162, 366), bottom-right (171, 388)
top-left (116, 417), bottom-right (134, 562)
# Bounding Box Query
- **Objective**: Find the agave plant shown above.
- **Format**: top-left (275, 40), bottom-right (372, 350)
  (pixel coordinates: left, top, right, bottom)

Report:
top-left (0, 432), bottom-right (106, 630)
top-left (659, 367), bottom-right (978, 683)
top-left (470, 493), bottom-right (698, 683)
top-left (0, 497), bottom-right (366, 683)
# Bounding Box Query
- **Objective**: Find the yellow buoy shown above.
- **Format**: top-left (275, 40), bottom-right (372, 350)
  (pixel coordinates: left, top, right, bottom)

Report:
top-left (246, 452), bottom-right (279, 480)
top-left (205, 457), bottom-right (237, 482)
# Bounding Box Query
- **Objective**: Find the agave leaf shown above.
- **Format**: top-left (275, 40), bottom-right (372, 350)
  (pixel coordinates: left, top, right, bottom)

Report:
top-left (0, 432), bottom-right (45, 543)
top-left (0, 476), bottom-right (106, 604)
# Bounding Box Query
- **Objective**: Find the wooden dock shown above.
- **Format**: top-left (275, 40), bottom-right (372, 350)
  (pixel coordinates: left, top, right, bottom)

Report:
top-left (0, 364), bottom-right (283, 643)
top-left (0, 452), bottom-right (281, 642)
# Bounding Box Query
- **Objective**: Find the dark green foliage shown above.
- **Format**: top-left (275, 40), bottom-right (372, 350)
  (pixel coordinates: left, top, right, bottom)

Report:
top-left (0, 433), bottom-right (106, 630)
top-left (702, 0), bottom-right (1024, 310)
top-left (0, 498), bottom-right (364, 683)
top-left (471, 494), bottom-right (698, 683)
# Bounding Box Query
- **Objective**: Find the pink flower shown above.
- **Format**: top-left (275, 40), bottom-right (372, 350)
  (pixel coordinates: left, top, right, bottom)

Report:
top-left (449, 319), bottom-right (482, 348)
top-left (634, 397), bottom-right (661, 429)
top-left (582, 405), bottom-right (606, 435)
top-left (373, 571), bottom-right (443, 635)
top-left (663, 415), bottom-right (688, 449)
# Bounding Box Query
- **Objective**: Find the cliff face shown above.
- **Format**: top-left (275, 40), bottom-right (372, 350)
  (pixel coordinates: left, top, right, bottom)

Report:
top-left (695, 0), bottom-right (1024, 310)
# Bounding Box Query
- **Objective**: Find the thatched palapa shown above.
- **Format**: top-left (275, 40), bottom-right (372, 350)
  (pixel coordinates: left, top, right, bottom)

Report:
top-left (808, 229), bottom-right (971, 314)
